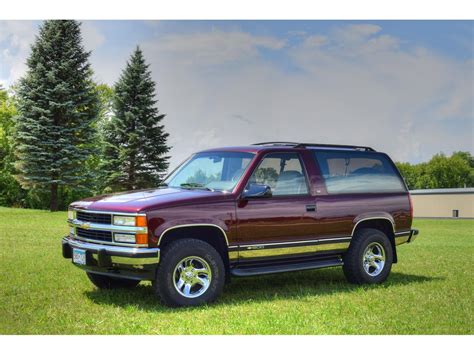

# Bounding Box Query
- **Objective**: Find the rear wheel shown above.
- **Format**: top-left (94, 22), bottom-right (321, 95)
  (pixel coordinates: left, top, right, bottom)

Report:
top-left (343, 228), bottom-right (393, 284)
top-left (86, 272), bottom-right (140, 289)
top-left (153, 238), bottom-right (225, 307)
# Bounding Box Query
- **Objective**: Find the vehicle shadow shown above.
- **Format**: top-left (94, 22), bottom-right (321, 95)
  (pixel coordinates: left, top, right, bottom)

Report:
top-left (84, 269), bottom-right (442, 313)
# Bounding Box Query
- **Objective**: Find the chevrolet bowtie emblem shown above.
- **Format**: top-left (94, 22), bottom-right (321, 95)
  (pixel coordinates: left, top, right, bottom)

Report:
top-left (81, 222), bottom-right (91, 229)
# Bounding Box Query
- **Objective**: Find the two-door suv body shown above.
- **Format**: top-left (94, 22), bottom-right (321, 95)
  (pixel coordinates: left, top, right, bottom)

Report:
top-left (62, 142), bottom-right (419, 307)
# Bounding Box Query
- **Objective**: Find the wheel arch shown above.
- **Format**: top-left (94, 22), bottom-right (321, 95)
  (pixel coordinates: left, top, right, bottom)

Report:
top-left (158, 224), bottom-right (231, 272)
top-left (351, 217), bottom-right (398, 263)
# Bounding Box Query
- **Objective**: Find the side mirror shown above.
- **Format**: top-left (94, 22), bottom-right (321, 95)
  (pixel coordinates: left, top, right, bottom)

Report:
top-left (242, 184), bottom-right (272, 199)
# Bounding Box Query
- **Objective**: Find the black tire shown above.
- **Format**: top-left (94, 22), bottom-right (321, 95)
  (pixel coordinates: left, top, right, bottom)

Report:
top-left (86, 272), bottom-right (140, 289)
top-left (153, 238), bottom-right (225, 307)
top-left (343, 228), bottom-right (393, 284)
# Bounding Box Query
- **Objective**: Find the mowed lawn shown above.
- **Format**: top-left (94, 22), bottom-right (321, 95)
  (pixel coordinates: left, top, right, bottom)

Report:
top-left (0, 207), bottom-right (472, 334)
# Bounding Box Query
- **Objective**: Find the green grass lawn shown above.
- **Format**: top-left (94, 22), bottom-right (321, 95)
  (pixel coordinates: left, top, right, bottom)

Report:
top-left (0, 207), bottom-right (472, 334)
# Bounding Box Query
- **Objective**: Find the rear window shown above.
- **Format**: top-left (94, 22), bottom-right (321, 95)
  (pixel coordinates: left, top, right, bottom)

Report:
top-left (313, 150), bottom-right (406, 194)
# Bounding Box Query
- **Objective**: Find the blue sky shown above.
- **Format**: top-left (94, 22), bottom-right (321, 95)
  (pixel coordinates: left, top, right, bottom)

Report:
top-left (0, 20), bottom-right (473, 167)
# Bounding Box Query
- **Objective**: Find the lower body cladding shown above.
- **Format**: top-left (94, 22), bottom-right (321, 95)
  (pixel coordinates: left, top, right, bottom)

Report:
top-left (62, 237), bottom-right (160, 281)
top-left (228, 237), bottom-right (351, 261)
top-left (62, 229), bottom-right (420, 280)
top-left (227, 229), bottom-right (419, 277)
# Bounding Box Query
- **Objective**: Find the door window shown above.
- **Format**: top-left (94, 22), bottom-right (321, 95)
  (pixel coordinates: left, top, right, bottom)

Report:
top-left (248, 153), bottom-right (309, 196)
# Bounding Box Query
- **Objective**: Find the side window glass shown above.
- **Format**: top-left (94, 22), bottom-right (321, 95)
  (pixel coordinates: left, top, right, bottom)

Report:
top-left (314, 151), bottom-right (405, 193)
top-left (248, 153), bottom-right (309, 196)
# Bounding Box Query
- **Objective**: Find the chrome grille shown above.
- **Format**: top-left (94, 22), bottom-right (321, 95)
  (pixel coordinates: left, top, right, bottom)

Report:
top-left (76, 211), bottom-right (112, 225)
top-left (76, 228), bottom-right (112, 242)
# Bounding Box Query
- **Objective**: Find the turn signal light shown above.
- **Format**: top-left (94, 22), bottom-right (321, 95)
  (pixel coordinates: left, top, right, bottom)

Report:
top-left (136, 216), bottom-right (147, 227)
top-left (135, 233), bottom-right (148, 244)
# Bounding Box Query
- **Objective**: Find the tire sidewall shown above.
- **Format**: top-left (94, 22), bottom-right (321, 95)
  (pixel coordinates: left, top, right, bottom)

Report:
top-left (155, 239), bottom-right (225, 307)
top-left (354, 231), bottom-right (393, 284)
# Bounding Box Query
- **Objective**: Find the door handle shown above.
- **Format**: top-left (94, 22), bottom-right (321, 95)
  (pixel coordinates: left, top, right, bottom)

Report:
top-left (306, 204), bottom-right (316, 212)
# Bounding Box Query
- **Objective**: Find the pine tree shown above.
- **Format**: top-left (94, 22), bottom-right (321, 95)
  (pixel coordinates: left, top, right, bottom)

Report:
top-left (102, 47), bottom-right (170, 191)
top-left (14, 20), bottom-right (99, 211)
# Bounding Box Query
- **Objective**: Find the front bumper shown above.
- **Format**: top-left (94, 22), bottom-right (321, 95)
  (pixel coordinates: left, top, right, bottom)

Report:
top-left (62, 237), bottom-right (160, 266)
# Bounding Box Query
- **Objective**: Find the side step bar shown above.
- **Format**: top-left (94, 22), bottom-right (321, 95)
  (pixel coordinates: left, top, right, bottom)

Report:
top-left (230, 257), bottom-right (343, 277)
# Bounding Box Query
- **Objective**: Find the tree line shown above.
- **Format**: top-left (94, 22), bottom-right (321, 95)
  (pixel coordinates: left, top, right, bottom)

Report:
top-left (0, 20), bottom-right (169, 211)
top-left (395, 152), bottom-right (473, 190)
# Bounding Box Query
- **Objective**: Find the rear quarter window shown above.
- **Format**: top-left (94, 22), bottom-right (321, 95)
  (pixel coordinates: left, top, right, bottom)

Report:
top-left (313, 150), bottom-right (406, 194)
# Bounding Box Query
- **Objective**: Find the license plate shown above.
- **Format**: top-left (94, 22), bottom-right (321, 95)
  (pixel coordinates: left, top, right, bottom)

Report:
top-left (72, 248), bottom-right (86, 265)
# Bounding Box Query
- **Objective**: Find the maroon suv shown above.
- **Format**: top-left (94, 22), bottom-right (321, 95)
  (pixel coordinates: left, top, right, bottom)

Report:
top-left (62, 142), bottom-right (419, 307)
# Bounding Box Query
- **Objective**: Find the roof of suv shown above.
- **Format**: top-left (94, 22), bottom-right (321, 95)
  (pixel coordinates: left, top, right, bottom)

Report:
top-left (200, 142), bottom-right (376, 154)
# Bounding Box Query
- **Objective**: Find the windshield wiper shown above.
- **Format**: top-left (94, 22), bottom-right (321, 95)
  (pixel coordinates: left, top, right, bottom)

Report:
top-left (180, 183), bottom-right (214, 191)
top-left (157, 182), bottom-right (168, 188)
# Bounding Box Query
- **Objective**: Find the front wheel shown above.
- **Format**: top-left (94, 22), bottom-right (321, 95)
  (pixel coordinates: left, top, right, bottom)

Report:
top-left (343, 228), bottom-right (393, 284)
top-left (153, 239), bottom-right (225, 307)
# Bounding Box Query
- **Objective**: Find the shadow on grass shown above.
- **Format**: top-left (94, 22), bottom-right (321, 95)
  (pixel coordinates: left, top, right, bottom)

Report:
top-left (84, 268), bottom-right (442, 313)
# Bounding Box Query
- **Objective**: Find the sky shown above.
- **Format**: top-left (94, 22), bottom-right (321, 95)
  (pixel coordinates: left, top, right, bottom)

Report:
top-left (0, 20), bottom-right (473, 169)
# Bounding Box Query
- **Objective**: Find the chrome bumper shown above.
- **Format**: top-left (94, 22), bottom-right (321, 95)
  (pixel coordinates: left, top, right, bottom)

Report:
top-left (62, 237), bottom-right (160, 266)
top-left (394, 229), bottom-right (419, 245)
top-left (409, 229), bottom-right (419, 243)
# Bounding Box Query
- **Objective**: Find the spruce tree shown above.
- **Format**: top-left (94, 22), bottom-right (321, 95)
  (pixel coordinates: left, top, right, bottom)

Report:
top-left (102, 47), bottom-right (169, 191)
top-left (15, 20), bottom-right (99, 211)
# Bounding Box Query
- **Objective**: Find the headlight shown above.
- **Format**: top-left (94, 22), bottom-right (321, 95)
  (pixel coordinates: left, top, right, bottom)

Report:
top-left (114, 233), bottom-right (136, 243)
top-left (68, 209), bottom-right (75, 220)
top-left (113, 216), bottom-right (136, 226)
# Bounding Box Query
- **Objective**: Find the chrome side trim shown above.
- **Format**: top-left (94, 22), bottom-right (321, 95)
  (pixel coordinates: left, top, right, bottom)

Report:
top-left (158, 223), bottom-right (230, 246)
top-left (228, 250), bottom-right (239, 261)
top-left (68, 218), bottom-right (148, 234)
top-left (239, 241), bottom-right (350, 259)
top-left (234, 236), bottom-right (352, 250)
top-left (351, 217), bottom-right (396, 236)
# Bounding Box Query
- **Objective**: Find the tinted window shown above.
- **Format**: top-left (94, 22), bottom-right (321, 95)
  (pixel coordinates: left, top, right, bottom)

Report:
top-left (248, 153), bottom-right (309, 196)
top-left (313, 151), bottom-right (406, 193)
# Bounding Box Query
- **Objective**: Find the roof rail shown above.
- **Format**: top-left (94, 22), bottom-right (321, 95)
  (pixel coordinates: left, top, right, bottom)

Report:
top-left (253, 142), bottom-right (300, 146)
top-left (295, 143), bottom-right (375, 152)
top-left (252, 142), bottom-right (375, 151)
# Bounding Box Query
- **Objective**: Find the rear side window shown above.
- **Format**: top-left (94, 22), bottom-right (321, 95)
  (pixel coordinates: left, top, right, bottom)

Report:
top-left (313, 150), bottom-right (406, 194)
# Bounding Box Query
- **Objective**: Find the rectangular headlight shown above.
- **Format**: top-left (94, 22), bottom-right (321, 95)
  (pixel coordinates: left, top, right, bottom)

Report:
top-left (113, 216), bottom-right (136, 226)
top-left (68, 209), bottom-right (75, 220)
top-left (114, 233), bottom-right (136, 243)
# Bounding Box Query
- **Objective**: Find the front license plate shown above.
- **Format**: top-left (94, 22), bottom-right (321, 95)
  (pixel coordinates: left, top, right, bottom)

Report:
top-left (72, 248), bottom-right (86, 265)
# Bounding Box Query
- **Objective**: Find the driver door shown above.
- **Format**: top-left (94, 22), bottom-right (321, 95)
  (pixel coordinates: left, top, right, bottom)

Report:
top-left (236, 152), bottom-right (319, 259)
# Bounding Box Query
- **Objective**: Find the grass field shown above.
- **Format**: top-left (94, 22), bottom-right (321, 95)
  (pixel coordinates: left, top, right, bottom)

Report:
top-left (0, 207), bottom-right (472, 334)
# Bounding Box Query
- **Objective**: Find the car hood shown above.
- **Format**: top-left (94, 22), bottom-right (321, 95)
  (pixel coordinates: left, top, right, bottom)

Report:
top-left (70, 187), bottom-right (233, 213)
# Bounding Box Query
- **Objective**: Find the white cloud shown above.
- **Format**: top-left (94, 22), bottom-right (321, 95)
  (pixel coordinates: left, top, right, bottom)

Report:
top-left (137, 25), bottom-right (472, 167)
top-left (0, 20), bottom-right (37, 86)
top-left (143, 30), bottom-right (286, 67)
top-left (303, 35), bottom-right (327, 47)
top-left (0, 21), bottom-right (472, 168)
top-left (81, 21), bottom-right (106, 51)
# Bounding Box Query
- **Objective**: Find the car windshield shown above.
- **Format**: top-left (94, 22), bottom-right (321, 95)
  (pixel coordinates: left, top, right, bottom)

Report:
top-left (164, 151), bottom-right (255, 192)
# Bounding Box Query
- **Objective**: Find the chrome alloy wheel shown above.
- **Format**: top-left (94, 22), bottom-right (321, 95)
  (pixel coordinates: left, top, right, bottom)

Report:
top-left (173, 256), bottom-right (212, 298)
top-left (362, 242), bottom-right (386, 277)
